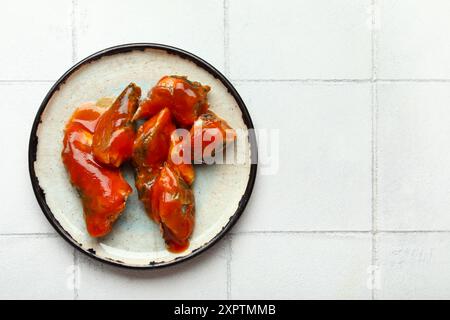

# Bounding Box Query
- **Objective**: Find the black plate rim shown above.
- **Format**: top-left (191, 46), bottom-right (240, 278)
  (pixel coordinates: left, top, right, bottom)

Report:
top-left (28, 43), bottom-right (258, 269)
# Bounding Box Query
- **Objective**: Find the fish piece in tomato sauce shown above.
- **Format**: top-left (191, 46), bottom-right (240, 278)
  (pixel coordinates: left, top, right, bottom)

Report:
top-left (190, 110), bottom-right (236, 163)
top-left (133, 76), bottom-right (210, 127)
top-left (62, 102), bottom-right (132, 238)
top-left (167, 129), bottom-right (195, 186)
top-left (134, 166), bottom-right (160, 221)
top-left (132, 108), bottom-right (176, 221)
top-left (92, 83), bottom-right (141, 167)
top-left (151, 163), bottom-right (195, 253)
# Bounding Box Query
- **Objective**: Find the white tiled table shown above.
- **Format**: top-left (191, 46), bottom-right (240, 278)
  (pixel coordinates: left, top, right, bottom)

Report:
top-left (1, 0), bottom-right (450, 300)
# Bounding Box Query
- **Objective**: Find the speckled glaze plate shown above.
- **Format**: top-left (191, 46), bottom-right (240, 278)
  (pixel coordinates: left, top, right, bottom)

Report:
top-left (29, 43), bottom-right (257, 269)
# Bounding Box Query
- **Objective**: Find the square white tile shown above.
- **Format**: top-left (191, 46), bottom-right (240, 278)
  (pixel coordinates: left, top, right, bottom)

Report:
top-left (377, 83), bottom-right (450, 230)
top-left (76, 240), bottom-right (228, 299)
top-left (233, 82), bottom-right (372, 231)
top-left (377, 0), bottom-right (450, 79)
top-left (0, 83), bottom-right (55, 234)
top-left (0, 0), bottom-right (73, 80)
top-left (230, 233), bottom-right (372, 299)
top-left (75, 0), bottom-right (225, 71)
top-left (228, 0), bottom-right (372, 80)
top-left (376, 232), bottom-right (450, 299)
top-left (0, 236), bottom-right (74, 299)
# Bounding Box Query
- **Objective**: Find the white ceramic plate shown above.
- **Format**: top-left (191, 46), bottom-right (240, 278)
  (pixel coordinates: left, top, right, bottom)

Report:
top-left (29, 44), bottom-right (257, 269)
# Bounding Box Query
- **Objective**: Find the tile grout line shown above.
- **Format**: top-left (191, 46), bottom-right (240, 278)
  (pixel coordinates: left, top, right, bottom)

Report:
top-left (0, 233), bottom-right (58, 238)
top-left (73, 249), bottom-right (79, 300)
top-left (233, 79), bottom-right (371, 83)
top-left (3, 79), bottom-right (450, 84)
top-left (226, 235), bottom-right (232, 300)
top-left (71, 1), bottom-right (80, 301)
top-left (223, 0), bottom-right (230, 77)
top-left (370, 0), bottom-right (378, 300)
top-left (224, 0), bottom-right (231, 300)
top-left (376, 79), bottom-right (450, 83)
top-left (233, 230), bottom-right (450, 235)
top-left (372, 234), bottom-right (378, 299)
top-left (371, 82), bottom-right (379, 300)
top-left (377, 230), bottom-right (450, 234)
top-left (0, 80), bottom-right (55, 84)
top-left (231, 230), bottom-right (370, 235)
top-left (370, 86), bottom-right (377, 233)
top-left (232, 79), bottom-right (450, 83)
top-left (4, 230), bottom-right (450, 238)
top-left (371, 0), bottom-right (378, 82)
top-left (71, 0), bottom-right (78, 64)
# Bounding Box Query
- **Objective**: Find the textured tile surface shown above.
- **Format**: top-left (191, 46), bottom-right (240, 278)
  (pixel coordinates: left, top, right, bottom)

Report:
top-left (377, 83), bottom-right (450, 230)
top-left (0, 236), bottom-right (74, 299)
top-left (0, 0), bottom-right (72, 80)
top-left (376, 233), bottom-right (450, 299)
top-left (377, 0), bottom-right (450, 79)
top-left (230, 233), bottom-right (372, 299)
top-left (233, 82), bottom-right (372, 231)
top-left (0, 83), bottom-right (55, 234)
top-left (77, 241), bottom-right (228, 300)
top-left (229, 0), bottom-right (372, 79)
top-left (2, 0), bottom-right (450, 300)
top-left (75, 0), bottom-right (225, 71)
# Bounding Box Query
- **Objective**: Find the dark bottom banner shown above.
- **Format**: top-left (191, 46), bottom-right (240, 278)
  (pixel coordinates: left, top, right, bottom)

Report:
top-left (0, 300), bottom-right (443, 318)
